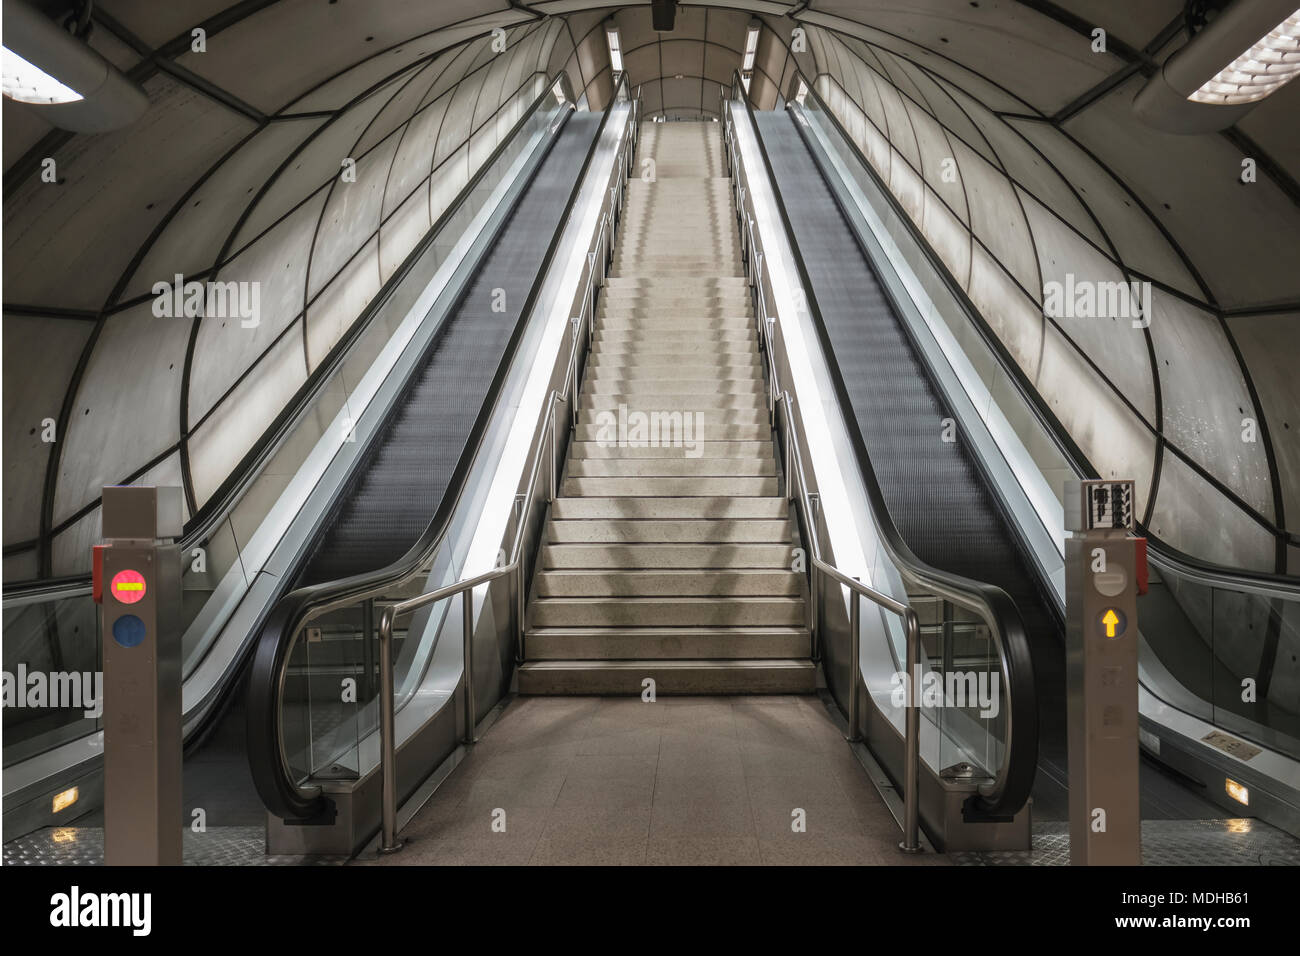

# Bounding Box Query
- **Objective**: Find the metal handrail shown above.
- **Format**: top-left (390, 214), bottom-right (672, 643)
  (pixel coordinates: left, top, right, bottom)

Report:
top-left (362, 84), bottom-right (638, 853)
top-left (721, 92), bottom-right (924, 851)
top-left (722, 71), bottom-right (1042, 851)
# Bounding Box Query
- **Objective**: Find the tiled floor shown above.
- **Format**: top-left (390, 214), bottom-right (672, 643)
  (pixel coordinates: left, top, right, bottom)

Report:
top-left (359, 694), bottom-right (947, 866)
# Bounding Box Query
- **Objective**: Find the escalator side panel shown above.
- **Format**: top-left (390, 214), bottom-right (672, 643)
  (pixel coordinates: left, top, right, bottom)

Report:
top-left (301, 114), bottom-right (603, 585)
top-left (754, 110), bottom-right (1067, 812)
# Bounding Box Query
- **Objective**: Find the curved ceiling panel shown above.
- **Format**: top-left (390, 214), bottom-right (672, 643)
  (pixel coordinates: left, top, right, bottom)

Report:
top-left (3, 2), bottom-right (1296, 582)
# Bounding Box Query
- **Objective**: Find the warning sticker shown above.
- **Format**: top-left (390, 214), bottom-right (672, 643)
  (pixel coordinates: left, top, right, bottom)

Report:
top-left (110, 569), bottom-right (147, 605)
top-left (1201, 730), bottom-right (1261, 762)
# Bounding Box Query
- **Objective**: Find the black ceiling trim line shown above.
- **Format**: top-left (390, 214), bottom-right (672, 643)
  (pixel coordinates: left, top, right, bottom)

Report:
top-left (47, 442), bottom-right (185, 540)
top-left (92, 4), bottom-right (267, 123)
top-left (1050, 60), bottom-right (1145, 124)
top-left (2, 539), bottom-right (38, 558)
top-left (209, 30), bottom-right (507, 273)
top-left (812, 71), bottom-right (1160, 443)
top-left (508, 0), bottom-right (548, 19)
top-left (100, 123), bottom-right (269, 315)
top-left (185, 311), bottom-right (306, 441)
top-left (1046, 119), bottom-right (1219, 307)
top-left (148, 56), bottom-right (268, 123)
top-left (1222, 301), bottom-right (1300, 318)
top-left (265, 8), bottom-right (539, 118)
top-left (793, 9), bottom-right (1044, 118)
top-left (1212, 313), bottom-right (1289, 570)
top-left (3, 129), bottom-right (76, 200)
top-left (1220, 126), bottom-right (1300, 210)
top-left (1010, 0), bottom-right (1153, 67)
top-left (149, 0), bottom-right (283, 63)
top-left (2, 304), bottom-right (99, 321)
top-left (813, 24), bottom-right (1152, 291)
top-left (35, 314), bottom-right (105, 577)
top-left (808, 67), bottom-right (1285, 545)
top-left (298, 38), bottom-right (465, 375)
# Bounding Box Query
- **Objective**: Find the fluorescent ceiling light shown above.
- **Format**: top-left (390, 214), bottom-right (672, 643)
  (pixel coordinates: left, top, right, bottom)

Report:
top-left (741, 74), bottom-right (751, 93)
top-left (742, 24), bottom-right (760, 73)
top-left (1188, 8), bottom-right (1300, 105)
top-left (2, 45), bottom-right (83, 103)
top-left (606, 26), bottom-right (623, 73)
top-left (795, 79), bottom-right (809, 104)
top-left (1, 0), bottom-right (147, 131)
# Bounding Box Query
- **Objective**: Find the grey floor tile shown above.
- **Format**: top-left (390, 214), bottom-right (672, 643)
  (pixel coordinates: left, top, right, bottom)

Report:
top-left (646, 835), bottom-right (761, 865)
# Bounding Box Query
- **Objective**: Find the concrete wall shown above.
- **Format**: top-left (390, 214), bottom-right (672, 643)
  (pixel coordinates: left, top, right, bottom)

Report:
top-left (747, 17), bottom-right (1299, 575)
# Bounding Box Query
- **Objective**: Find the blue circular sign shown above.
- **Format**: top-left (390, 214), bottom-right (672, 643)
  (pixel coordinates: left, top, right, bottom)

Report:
top-left (112, 614), bottom-right (147, 648)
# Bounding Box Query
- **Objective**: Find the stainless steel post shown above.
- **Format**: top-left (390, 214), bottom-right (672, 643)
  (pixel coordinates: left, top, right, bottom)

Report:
top-left (548, 402), bottom-right (557, 503)
top-left (378, 607), bottom-right (400, 854)
top-left (900, 608), bottom-right (922, 853)
top-left (846, 580), bottom-right (861, 742)
top-left (462, 588), bottom-right (476, 744)
top-left (362, 597), bottom-right (375, 701)
top-left (515, 495), bottom-right (526, 663)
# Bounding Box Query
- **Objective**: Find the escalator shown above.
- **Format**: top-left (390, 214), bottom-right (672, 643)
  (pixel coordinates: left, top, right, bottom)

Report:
top-left (747, 97), bottom-right (1289, 826)
top-left (1, 72), bottom-right (606, 842)
top-left (243, 75), bottom-right (638, 844)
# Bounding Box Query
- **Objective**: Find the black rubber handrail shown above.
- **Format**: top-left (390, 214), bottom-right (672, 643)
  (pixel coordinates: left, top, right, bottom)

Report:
top-left (793, 71), bottom-right (1300, 594)
top-left (733, 75), bottom-right (1038, 818)
top-left (245, 79), bottom-right (627, 822)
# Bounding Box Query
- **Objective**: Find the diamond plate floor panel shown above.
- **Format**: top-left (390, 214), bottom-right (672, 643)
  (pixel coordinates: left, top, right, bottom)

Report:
top-left (951, 819), bottom-right (1300, 866)
top-left (3, 826), bottom-right (346, 866)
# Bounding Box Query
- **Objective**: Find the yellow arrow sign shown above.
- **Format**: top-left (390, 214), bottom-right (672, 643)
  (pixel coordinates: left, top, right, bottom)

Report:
top-left (1102, 609), bottom-right (1120, 638)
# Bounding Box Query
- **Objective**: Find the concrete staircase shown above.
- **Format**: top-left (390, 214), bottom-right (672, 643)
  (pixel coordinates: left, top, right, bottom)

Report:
top-left (517, 120), bottom-right (814, 695)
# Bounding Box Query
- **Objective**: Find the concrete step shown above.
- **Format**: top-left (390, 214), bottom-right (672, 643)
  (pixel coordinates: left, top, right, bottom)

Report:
top-left (565, 458), bottom-right (776, 478)
top-left (591, 338), bottom-right (759, 355)
top-left (546, 517), bottom-right (791, 542)
top-left (579, 392), bottom-right (767, 410)
top-left (594, 322), bottom-right (756, 337)
top-left (574, 420), bottom-right (771, 439)
top-left (524, 626), bottom-right (810, 660)
top-left (516, 659), bottom-right (817, 694)
top-left (528, 596), bottom-right (805, 627)
top-left (583, 377), bottom-right (765, 396)
top-left (542, 542), bottom-right (794, 569)
top-left (535, 568), bottom-right (802, 597)
top-left (592, 328), bottom-right (757, 345)
top-left (588, 353), bottom-right (762, 370)
top-left (604, 277), bottom-right (748, 288)
top-left (567, 441), bottom-right (773, 460)
top-left (549, 496), bottom-right (786, 519)
top-left (561, 476), bottom-right (779, 497)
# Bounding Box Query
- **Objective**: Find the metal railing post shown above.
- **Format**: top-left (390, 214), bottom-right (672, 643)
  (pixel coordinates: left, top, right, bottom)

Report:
top-left (362, 597), bottom-right (375, 701)
top-left (900, 608), bottom-right (922, 853)
top-left (548, 402), bottom-right (557, 503)
top-left (847, 579), bottom-right (861, 743)
top-left (378, 607), bottom-right (401, 854)
top-left (462, 588), bottom-right (476, 745)
top-left (514, 495), bottom-right (526, 663)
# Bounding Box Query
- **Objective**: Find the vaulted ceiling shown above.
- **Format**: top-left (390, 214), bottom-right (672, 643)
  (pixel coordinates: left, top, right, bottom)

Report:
top-left (4, 1), bottom-right (1297, 579)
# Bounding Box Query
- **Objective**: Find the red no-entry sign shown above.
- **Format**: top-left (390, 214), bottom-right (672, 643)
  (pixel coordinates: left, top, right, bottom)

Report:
top-left (110, 569), bottom-right (147, 605)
